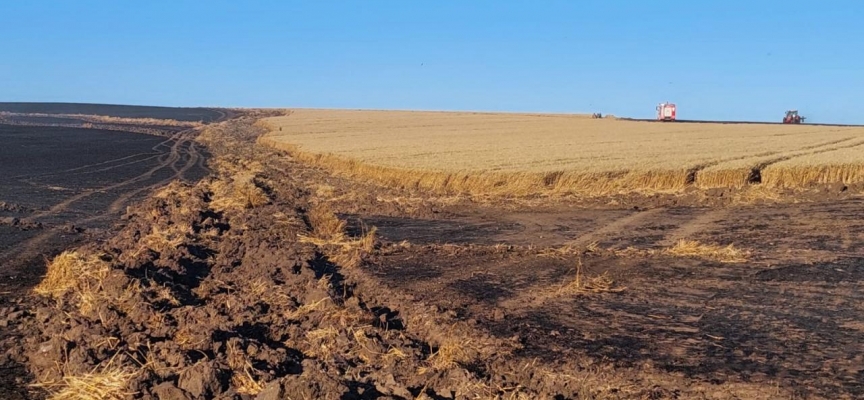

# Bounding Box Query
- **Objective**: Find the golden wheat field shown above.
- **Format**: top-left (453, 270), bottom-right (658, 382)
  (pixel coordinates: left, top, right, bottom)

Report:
top-left (260, 109), bottom-right (864, 195)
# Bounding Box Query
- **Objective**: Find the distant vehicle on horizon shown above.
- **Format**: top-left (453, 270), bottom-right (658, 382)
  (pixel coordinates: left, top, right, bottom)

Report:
top-left (783, 110), bottom-right (806, 124)
top-left (656, 102), bottom-right (676, 121)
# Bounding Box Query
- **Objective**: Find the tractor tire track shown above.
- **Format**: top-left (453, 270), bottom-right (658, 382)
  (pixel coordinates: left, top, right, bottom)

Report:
top-left (20, 131), bottom-right (191, 224)
top-left (6, 129), bottom-right (181, 181)
top-left (751, 139), bottom-right (864, 180)
top-left (194, 141), bottom-right (208, 174)
top-left (398, 208), bottom-right (666, 304)
top-left (498, 207), bottom-right (720, 312)
top-left (17, 154), bottom-right (163, 188)
top-left (688, 136), bottom-right (860, 185)
top-left (99, 136), bottom-right (202, 216)
top-left (657, 208), bottom-right (730, 247)
top-left (564, 207), bottom-right (665, 248)
top-left (0, 131), bottom-right (202, 268)
top-left (180, 141), bottom-right (203, 181)
top-left (7, 152), bottom-right (159, 180)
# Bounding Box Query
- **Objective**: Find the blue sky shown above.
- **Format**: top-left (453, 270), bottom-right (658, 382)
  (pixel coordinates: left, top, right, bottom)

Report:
top-left (1, 1), bottom-right (861, 122)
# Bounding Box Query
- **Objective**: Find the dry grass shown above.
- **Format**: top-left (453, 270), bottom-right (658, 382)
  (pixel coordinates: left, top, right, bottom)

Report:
top-left (664, 240), bottom-right (749, 263)
top-left (697, 137), bottom-right (864, 188)
top-left (226, 339), bottom-right (265, 395)
top-left (300, 204), bottom-right (378, 268)
top-left (561, 257), bottom-right (626, 294)
top-left (203, 156), bottom-right (270, 211)
top-left (34, 251), bottom-right (150, 319)
top-left (34, 251), bottom-right (108, 298)
top-left (260, 109), bottom-right (864, 196)
top-left (245, 278), bottom-right (294, 310)
top-left (762, 142), bottom-right (864, 187)
top-left (209, 173), bottom-right (270, 211)
top-left (32, 358), bottom-right (138, 400)
top-left (287, 297), bottom-right (332, 320)
top-left (426, 339), bottom-right (473, 371)
top-left (303, 327), bottom-right (340, 359)
top-left (136, 223), bottom-right (191, 256)
top-left (34, 251), bottom-right (113, 314)
top-left (173, 325), bottom-right (205, 350)
top-left (307, 203), bottom-right (348, 241)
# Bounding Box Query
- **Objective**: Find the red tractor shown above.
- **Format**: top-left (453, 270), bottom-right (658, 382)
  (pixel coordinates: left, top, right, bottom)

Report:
top-left (783, 110), bottom-right (805, 124)
top-left (656, 102), bottom-right (676, 121)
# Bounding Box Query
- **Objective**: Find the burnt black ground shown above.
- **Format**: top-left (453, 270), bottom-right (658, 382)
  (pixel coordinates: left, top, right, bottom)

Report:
top-left (0, 121), bottom-right (208, 399)
top-left (0, 102), bottom-right (228, 122)
top-left (353, 199), bottom-right (864, 398)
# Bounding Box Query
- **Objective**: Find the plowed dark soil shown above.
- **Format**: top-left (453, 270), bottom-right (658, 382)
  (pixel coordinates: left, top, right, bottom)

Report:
top-left (4, 108), bottom-right (864, 399)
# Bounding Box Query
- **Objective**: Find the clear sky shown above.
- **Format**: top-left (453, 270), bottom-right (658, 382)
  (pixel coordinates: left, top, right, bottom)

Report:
top-left (2, 1), bottom-right (861, 123)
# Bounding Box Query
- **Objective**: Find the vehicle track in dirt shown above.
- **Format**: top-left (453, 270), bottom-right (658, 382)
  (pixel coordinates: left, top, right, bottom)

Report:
top-left (670, 135), bottom-right (864, 187)
top-left (655, 207), bottom-right (731, 247)
top-left (8, 152), bottom-right (160, 180)
top-left (564, 207), bottom-right (665, 248)
top-left (11, 132), bottom-right (178, 199)
top-left (0, 127), bottom-right (206, 294)
top-left (19, 132), bottom-right (182, 223)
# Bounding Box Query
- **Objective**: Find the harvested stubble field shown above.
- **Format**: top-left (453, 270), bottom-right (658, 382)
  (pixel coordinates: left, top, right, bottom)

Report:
top-left (262, 109), bottom-right (864, 196)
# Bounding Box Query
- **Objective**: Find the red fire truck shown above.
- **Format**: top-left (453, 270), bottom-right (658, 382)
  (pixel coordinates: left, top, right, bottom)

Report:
top-left (656, 102), bottom-right (677, 121)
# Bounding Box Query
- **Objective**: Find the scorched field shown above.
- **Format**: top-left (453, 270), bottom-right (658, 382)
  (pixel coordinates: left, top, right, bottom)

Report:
top-left (5, 105), bottom-right (864, 400)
